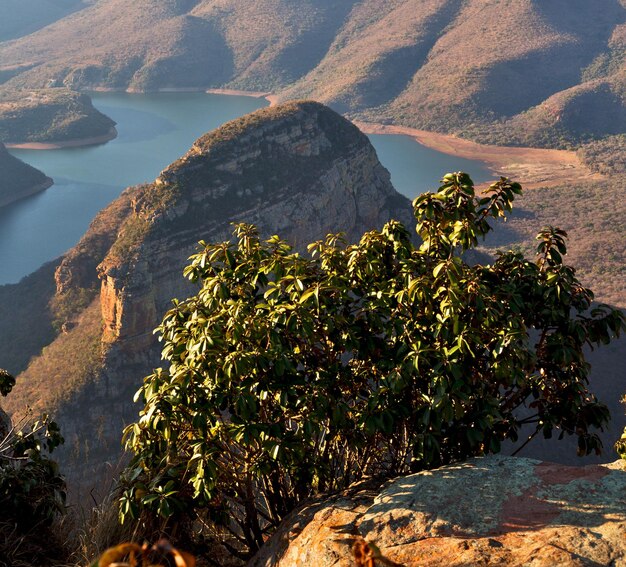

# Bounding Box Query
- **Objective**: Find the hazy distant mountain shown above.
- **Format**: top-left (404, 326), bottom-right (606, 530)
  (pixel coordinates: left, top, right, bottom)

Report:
top-left (0, 0), bottom-right (624, 146)
top-left (0, 0), bottom-right (87, 42)
top-left (0, 0), bottom-right (356, 91)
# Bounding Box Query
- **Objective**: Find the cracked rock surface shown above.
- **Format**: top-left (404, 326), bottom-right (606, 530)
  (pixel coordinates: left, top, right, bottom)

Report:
top-left (250, 455), bottom-right (626, 567)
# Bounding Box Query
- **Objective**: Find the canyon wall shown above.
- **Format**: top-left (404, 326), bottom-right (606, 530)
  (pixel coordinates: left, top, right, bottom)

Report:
top-left (6, 101), bottom-right (412, 492)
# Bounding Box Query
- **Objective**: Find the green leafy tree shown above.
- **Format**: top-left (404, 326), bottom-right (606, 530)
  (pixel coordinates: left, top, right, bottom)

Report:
top-left (0, 369), bottom-right (65, 528)
top-left (122, 173), bottom-right (625, 558)
top-left (0, 369), bottom-right (66, 565)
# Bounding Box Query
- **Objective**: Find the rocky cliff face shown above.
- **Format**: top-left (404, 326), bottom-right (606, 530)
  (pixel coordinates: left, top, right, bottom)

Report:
top-left (97, 101), bottom-right (409, 345)
top-left (7, 101), bottom-right (411, 491)
top-left (252, 455), bottom-right (626, 567)
top-left (0, 142), bottom-right (52, 207)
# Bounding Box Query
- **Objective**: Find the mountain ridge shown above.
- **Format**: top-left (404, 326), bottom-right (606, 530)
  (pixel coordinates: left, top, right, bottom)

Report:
top-left (0, 0), bottom-right (624, 147)
top-left (0, 0), bottom-right (87, 42)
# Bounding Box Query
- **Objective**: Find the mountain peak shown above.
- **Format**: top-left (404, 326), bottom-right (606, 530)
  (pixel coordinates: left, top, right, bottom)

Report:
top-left (156, 100), bottom-right (367, 193)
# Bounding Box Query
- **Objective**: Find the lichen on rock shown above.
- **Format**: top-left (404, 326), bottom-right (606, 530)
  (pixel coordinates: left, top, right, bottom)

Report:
top-left (251, 455), bottom-right (626, 567)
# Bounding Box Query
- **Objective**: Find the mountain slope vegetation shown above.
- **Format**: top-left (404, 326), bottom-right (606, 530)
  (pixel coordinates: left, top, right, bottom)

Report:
top-left (0, 0), bottom-right (624, 146)
top-left (0, 141), bottom-right (52, 206)
top-left (0, 0), bottom-right (357, 92)
top-left (0, 88), bottom-right (116, 143)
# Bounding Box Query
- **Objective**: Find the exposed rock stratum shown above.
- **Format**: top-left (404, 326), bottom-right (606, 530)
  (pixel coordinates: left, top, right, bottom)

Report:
top-left (251, 455), bottom-right (626, 567)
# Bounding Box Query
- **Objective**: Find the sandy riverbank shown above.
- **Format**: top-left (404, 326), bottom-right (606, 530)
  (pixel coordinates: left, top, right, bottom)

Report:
top-left (5, 127), bottom-right (118, 150)
top-left (354, 121), bottom-right (603, 190)
top-left (206, 88), bottom-right (280, 107)
top-left (205, 88), bottom-right (270, 98)
top-left (209, 87), bottom-right (601, 190)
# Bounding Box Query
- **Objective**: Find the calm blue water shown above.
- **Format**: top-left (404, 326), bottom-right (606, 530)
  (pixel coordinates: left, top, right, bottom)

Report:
top-left (368, 134), bottom-right (491, 199)
top-left (1, 93), bottom-right (491, 285)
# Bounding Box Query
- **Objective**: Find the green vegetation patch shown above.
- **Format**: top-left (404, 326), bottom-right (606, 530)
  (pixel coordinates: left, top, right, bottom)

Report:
top-left (107, 216), bottom-right (152, 267)
top-left (0, 368), bottom-right (67, 567)
top-left (6, 298), bottom-right (104, 421)
top-left (121, 173), bottom-right (624, 560)
top-left (578, 134), bottom-right (626, 175)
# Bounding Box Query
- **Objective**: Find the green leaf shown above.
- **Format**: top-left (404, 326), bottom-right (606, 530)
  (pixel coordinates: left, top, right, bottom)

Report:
top-left (119, 179), bottom-right (621, 560)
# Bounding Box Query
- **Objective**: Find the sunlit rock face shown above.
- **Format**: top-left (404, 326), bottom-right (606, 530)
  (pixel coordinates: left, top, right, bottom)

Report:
top-left (251, 455), bottom-right (626, 567)
top-left (97, 100), bottom-right (410, 348)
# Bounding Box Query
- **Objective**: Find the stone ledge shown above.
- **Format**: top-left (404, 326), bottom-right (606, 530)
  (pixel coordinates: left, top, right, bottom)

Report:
top-left (251, 455), bottom-right (626, 567)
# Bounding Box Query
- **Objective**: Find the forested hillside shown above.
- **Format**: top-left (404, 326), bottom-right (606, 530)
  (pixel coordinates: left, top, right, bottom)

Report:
top-left (0, 142), bottom-right (52, 206)
top-left (0, 88), bottom-right (116, 143)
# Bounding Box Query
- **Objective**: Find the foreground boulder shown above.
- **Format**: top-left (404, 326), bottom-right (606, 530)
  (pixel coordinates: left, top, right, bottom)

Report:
top-left (251, 455), bottom-right (626, 567)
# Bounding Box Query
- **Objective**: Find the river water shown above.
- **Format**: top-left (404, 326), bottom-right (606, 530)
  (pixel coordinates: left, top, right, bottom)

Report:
top-left (1, 92), bottom-right (491, 285)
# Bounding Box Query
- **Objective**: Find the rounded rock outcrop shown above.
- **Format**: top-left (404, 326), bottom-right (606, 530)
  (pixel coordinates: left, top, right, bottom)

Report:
top-left (251, 455), bottom-right (626, 567)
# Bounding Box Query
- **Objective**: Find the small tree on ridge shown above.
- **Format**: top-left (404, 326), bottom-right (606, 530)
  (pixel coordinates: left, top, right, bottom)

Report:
top-left (121, 173), bottom-right (625, 558)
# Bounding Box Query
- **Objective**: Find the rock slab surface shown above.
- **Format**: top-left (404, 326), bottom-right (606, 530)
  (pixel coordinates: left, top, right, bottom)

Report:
top-left (251, 455), bottom-right (626, 567)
